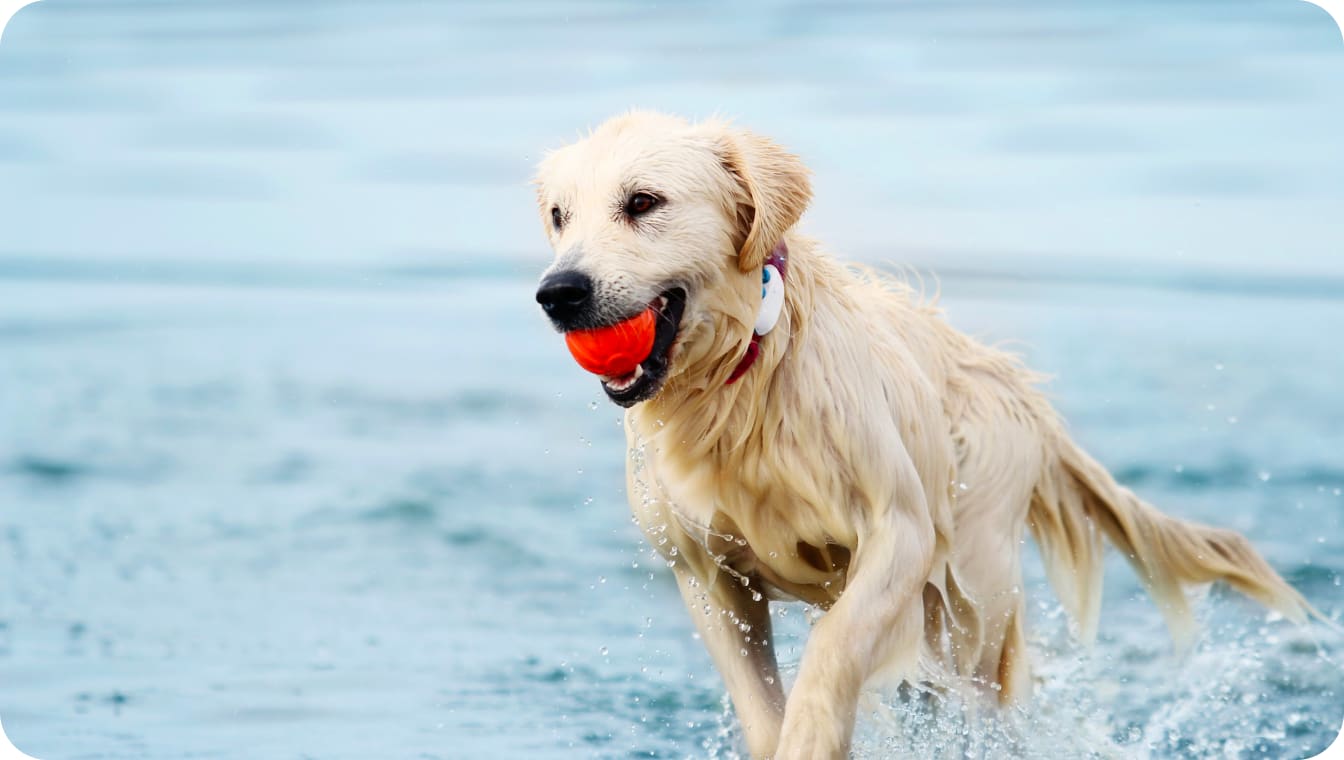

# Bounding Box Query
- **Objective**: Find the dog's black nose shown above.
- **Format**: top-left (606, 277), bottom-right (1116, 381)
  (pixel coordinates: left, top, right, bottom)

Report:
top-left (535, 270), bottom-right (593, 324)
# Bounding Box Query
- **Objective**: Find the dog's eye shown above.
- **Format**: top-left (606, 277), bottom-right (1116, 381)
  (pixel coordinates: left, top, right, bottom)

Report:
top-left (551, 206), bottom-right (563, 229)
top-left (624, 193), bottom-right (659, 218)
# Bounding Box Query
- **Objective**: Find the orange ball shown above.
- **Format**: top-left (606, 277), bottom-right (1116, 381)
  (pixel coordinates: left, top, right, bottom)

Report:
top-left (564, 308), bottom-right (657, 377)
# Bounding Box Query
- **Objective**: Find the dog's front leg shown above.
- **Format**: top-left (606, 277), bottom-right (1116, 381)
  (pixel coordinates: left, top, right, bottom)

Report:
top-left (774, 481), bottom-right (936, 759)
top-left (669, 554), bottom-right (786, 759)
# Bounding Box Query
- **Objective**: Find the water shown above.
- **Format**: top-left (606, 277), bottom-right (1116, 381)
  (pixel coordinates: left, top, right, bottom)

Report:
top-left (0, 1), bottom-right (1341, 758)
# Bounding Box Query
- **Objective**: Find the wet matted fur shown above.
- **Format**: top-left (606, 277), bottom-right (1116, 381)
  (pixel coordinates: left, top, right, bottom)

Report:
top-left (532, 111), bottom-right (1314, 760)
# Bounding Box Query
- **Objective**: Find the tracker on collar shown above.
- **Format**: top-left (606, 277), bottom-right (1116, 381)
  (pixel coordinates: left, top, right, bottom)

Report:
top-left (726, 241), bottom-right (787, 385)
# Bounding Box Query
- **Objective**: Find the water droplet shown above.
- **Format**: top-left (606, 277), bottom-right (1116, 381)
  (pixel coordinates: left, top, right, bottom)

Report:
top-left (1257, 471), bottom-right (1271, 482)
top-left (588, 401), bottom-right (599, 410)
top-left (1226, 416), bottom-right (1238, 425)
top-left (599, 646), bottom-right (608, 655)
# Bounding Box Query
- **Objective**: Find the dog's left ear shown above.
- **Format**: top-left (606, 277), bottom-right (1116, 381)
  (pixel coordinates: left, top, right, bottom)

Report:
top-left (714, 127), bottom-right (813, 273)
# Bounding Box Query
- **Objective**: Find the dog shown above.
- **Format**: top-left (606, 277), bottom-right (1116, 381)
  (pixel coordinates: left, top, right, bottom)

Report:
top-left (532, 111), bottom-right (1314, 759)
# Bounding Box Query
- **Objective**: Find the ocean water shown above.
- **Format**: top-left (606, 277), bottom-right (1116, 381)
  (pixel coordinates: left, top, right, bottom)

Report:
top-left (1, 1), bottom-right (1342, 758)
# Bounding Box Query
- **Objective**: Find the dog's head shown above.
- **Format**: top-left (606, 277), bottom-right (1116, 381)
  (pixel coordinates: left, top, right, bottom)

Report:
top-left (534, 111), bottom-right (812, 407)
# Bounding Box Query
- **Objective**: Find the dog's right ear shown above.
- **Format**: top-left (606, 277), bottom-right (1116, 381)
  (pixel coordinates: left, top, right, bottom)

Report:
top-left (712, 126), bottom-right (813, 273)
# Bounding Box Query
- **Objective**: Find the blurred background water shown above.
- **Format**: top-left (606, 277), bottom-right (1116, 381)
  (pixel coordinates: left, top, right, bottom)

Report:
top-left (0, 1), bottom-right (1342, 758)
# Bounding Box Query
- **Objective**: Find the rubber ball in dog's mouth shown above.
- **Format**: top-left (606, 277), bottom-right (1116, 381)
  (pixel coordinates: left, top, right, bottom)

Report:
top-left (564, 307), bottom-right (657, 382)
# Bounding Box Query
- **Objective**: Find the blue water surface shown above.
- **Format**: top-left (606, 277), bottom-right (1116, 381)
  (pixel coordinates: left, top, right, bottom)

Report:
top-left (0, 1), bottom-right (1341, 758)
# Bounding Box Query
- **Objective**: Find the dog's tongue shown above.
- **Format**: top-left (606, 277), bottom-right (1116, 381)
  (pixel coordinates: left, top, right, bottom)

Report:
top-left (565, 308), bottom-right (657, 377)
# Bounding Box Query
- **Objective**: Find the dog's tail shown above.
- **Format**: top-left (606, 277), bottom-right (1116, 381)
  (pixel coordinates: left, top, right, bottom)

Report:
top-left (1029, 430), bottom-right (1316, 648)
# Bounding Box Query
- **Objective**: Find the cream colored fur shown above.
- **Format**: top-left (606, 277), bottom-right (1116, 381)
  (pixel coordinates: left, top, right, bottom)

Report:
top-left (534, 111), bottom-right (1315, 760)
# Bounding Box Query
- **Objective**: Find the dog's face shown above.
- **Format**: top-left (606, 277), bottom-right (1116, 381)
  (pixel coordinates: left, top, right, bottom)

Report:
top-left (534, 112), bottom-right (811, 407)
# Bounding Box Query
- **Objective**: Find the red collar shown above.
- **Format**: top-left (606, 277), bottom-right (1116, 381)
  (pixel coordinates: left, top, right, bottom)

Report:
top-left (726, 242), bottom-right (788, 385)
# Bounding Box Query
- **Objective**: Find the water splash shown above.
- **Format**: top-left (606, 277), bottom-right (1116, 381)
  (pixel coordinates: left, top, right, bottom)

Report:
top-left (699, 601), bottom-right (1341, 759)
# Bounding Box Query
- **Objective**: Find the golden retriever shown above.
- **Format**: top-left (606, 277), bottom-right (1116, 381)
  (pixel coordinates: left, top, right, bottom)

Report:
top-left (531, 111), bottom-right (1313, 759)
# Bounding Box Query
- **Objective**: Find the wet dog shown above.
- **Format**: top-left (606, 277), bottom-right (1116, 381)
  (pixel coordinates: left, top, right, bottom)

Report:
top-left (532, 111), bottom-right (1312, 759)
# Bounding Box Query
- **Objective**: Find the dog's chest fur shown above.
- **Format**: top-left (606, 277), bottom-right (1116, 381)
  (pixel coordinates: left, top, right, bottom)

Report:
top-left (626, 415), bottom-right (855, 607)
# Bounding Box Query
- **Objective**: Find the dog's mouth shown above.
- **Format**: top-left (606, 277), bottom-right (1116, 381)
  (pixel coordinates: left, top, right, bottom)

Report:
top-left (600, 287), bottom-right (686, 407)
